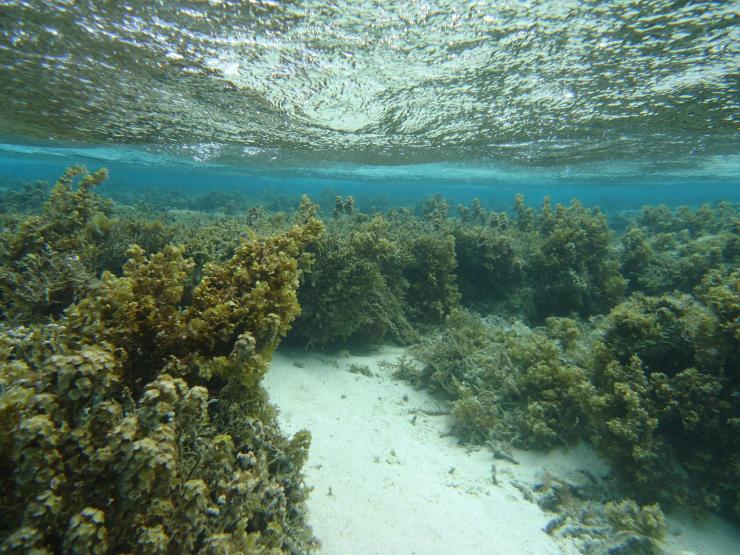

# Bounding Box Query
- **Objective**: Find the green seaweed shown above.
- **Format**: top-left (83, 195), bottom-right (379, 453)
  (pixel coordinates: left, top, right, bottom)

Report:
top-left (621, 203), bottom-right (738, 295)
top-left (528, 198), bottom-right (625, 320)
top-left (290, 214), bottom-right (414, 346)
top-left (2, 166), bottom-right (738, 549)
top-left (0, 166), bottom-right (111, 321)
top-left (407, 310), bottom-right (587, 450)
top-left (290, 206), bottom-right (459, 346)
top-left (0, 169), bottom-right (324, 553)
top-left (578, 291), bottom-right (738, 516)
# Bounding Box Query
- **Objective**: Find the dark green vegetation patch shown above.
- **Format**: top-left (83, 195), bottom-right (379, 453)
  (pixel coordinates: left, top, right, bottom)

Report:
top-left (0, 168), bottom-right (322, 554)
top-left (0, 168), bottom-right (738, 553)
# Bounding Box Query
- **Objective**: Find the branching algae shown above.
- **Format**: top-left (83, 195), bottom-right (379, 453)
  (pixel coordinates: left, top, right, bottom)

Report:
top-left (0, 168), bottom-right (324, 554)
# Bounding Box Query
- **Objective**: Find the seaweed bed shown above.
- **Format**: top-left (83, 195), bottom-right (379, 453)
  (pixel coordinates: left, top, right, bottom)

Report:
top-left (0, 167), bottom-right (737, 554)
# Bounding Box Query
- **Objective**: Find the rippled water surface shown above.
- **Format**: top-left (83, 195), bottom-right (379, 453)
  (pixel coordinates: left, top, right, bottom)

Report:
top-left (0, 0), bottom-right (737, 172)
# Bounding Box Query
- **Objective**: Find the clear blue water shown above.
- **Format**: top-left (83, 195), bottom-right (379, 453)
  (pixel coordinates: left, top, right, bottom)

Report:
top-left (1, 143), bottom-right (738, 214)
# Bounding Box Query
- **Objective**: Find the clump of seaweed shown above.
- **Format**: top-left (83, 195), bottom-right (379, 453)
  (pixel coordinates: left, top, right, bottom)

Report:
top-left (451, 203), bottom-right (525, 312)
top-left (290, 204), bottom-right (460, 347)
top-left (402, 231), bottom-right (460, 323)
top-left (406, 309), bottom-right (587, 450)
top-left (399, 283), bottom-right (738, 521)
top-left (577, 290), bottom-right (739, 516)
top-left (0, 166), bottom-right (111, 321)
top-left (620, 202), bottom-right (738, 295)
top-left (0, 178), bottom-right (51, 214)
top-left (96, 211), bottom-right (174, 274)
top-left (525, 196), bottom-right (625, 320)
top-left (452, 195), bottom-right (624, 321)
top-left (290, 214), bottom-right (414, 346)
top-left (0, 168), bottom-right (324, 553)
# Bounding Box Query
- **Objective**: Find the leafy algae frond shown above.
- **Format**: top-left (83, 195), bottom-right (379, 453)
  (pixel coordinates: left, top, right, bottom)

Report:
top-left (0, 167), bottom-right (324, 553)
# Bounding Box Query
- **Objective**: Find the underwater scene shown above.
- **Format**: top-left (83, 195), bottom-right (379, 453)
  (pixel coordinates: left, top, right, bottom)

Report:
top-left (0, 1), bottom-right (738, 554)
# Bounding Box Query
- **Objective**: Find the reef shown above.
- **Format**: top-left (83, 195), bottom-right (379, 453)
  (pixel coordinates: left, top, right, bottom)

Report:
top-left (1, 168), bottom-right (738, 552)
top-left (0, 168), bottom-right (324, 553)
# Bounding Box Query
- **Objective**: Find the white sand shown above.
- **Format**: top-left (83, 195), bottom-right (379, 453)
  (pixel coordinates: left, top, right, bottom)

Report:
top-left (263, 346), bottom-right (740, 555)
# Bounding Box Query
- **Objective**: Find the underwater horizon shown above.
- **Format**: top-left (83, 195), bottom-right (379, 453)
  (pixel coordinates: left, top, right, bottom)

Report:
top-left (1, 0), bottom-right (739, 196)
top-left (1, 1), bottom-right (739, 555)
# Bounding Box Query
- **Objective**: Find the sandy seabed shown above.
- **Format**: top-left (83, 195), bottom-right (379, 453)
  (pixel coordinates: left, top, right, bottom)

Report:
top-left (264, 346), bottom-right (740, 555)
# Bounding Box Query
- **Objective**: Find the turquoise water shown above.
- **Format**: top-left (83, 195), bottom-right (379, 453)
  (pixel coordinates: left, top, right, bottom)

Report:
top-left (1, 143), bottom-right (738, 212)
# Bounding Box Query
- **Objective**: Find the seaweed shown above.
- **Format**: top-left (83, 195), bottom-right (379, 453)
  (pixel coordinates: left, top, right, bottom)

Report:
top-left (406, 310), bottom-right (587, 450)
top-left (620, 203), bottom-right (738, 295)
top-left (451, 215), bottom-right (525, 310)
top-left (2, 165), bottom-right (738, 549)
top-left (0, 166), bottom-right (111, 321)
top-left (527, 198), bottom-right (625, 320)
top-left (289, 214), bottom-right (414, 347)
top-left (0, 169), bottom-right (324, 553)
top-left (578, 291), bottom-right (738, 516)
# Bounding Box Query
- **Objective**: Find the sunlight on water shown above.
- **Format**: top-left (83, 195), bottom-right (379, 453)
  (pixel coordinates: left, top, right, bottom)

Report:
top-left (0, 0), bottom-right (737, 169)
